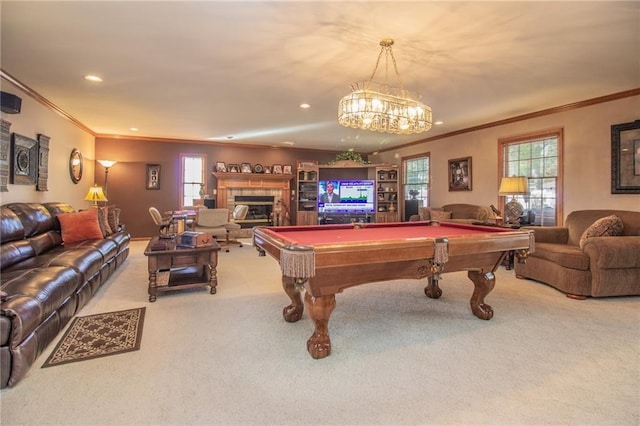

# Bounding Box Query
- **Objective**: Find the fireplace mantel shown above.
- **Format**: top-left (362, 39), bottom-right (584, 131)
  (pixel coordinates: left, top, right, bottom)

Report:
top-left (212, 172), bottom-right (293, 215)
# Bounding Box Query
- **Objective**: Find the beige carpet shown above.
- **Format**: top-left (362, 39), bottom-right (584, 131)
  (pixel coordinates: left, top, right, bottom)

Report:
top-left (1, 239), bottom-right (638, 425)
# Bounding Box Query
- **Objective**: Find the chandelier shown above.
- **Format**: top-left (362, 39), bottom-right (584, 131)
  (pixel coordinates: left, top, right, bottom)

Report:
top-left (338, 39), bottom-right (432, 135)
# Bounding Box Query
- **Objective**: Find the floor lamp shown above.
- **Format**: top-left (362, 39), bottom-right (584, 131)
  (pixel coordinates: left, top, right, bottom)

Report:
top-left (97, 160), bottom-right (117, 203)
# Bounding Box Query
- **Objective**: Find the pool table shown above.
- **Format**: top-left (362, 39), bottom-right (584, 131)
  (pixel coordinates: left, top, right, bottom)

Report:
top-left (253, 221), bottom-right (534, 359)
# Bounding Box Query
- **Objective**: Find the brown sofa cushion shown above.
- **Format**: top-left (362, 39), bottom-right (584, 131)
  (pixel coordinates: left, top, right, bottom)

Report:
top-left (529, 242), bottom-right (590, 271)
top-left (97, 207), bottom-right (113, 236)
top-left (430, 210), bottom-right (452, 221)
top-left (58, 210), bottom-right (103, 244)
top-left (579, 214), bottom-right (624, 248)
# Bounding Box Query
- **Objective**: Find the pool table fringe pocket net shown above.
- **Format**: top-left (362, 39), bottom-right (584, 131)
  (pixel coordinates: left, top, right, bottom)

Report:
top-left (281, 244), bottom-right (315, 278)
top-left (434, 238), bottom-right (448, 264)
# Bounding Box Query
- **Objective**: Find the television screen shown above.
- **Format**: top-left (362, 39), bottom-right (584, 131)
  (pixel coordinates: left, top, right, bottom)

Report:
top-left (318, 180), bottom-right (375, 214)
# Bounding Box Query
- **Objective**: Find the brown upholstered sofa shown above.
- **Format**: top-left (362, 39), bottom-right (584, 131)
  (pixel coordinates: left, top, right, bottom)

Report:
top-left (0, 202), bottom-right (130, 388)
top-left (515, 209), bottom-right (640, 298)
top-left (409, 204), bottom-right (496, 224)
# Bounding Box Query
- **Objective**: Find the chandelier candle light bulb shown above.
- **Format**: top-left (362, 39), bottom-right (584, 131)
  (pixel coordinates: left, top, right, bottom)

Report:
top-left (338, 39), bottom-right (432, 135)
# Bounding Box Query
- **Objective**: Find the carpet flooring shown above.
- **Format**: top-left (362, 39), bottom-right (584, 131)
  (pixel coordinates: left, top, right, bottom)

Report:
top-left (1, 239), bottom-right (638, 425)
top-left (42, 307), bottom-right (145, 368)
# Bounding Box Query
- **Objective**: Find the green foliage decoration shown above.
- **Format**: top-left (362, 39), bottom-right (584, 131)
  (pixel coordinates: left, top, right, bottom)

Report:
top-left (328, 151), bottom-right (370, 165)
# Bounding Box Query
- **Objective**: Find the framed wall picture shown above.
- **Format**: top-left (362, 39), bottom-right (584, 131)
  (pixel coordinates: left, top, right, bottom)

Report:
top-left (448, 157), bottom-right (472, 191)
top-left (241, 162), bottom-right (252, 173)
top-left (611, 120), bottom-right (640, 194)
top-left (283, 165), bottom-right (292, 174)
top-left (228, 164), bottom-right (240, 173)
top-left (146, 164), bottom-right (161, 190)
top-left (10, 133), bottom-right (38, 185)
top-left (215, 161), bottom-right (227, 173)
top-left (272, 164), bottom-right (283, 174)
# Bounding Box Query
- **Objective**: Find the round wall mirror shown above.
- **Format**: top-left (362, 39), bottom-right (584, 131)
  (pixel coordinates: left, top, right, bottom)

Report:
top-left (69, 149), bottom-right (83, 184)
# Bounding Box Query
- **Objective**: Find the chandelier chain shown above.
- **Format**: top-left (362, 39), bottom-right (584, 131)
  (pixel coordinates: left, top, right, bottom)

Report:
top-left (368, 45), bottom-right (404, 94)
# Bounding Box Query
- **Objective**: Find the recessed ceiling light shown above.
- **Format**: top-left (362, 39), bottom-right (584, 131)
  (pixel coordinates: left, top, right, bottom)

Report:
top-left (130, 127), bottom-right (139, 132)
top-left (282, 141), bottom-right (295, 146)
top-left (434, 121), bottom-right (444, 125)
top-left (299, 103), bottom-right (311, 109)
top-left (84, 75), bottom-right (103, 82)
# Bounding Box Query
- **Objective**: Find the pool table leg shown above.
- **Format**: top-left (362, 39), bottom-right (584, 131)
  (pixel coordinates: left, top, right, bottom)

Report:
top-left (304, 292), bottom-right (336, 359)
top-left (282, 276), bottom-right (304, 322)
top-left (468, 271), bottom-right (495, 320)
top-left (424, 276), bottom-right (443, 299)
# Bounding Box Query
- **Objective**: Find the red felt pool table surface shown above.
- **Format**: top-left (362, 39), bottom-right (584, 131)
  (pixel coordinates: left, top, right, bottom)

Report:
top-left (268, 222), bottom-right (507, 246)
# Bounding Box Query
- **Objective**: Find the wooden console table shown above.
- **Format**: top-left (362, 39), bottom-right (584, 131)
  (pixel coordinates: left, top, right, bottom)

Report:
top-left (143, 237), bottom-right (221, 302)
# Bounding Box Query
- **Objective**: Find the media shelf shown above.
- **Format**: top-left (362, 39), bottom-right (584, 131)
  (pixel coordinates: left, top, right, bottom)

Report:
top-left (296, 166), bottom-right (319, 225)
top-left (294, 162), bottom-right (400, 225)
top-left (376, 167), bottom-right (399, 222)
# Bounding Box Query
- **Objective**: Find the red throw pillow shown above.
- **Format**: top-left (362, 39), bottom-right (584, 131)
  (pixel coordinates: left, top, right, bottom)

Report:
top-left (58, 209), bottom-right (104, 244)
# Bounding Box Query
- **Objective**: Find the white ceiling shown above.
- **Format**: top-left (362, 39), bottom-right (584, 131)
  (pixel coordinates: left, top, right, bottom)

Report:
top-left (1, 1), bottom-right (639, 153)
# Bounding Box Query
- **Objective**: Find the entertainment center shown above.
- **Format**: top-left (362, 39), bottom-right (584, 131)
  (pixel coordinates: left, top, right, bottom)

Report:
top-left (296, 162), bottom-right (399, 225)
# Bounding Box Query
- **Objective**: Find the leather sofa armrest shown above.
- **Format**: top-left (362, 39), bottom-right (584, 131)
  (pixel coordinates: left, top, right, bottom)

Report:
top-left (582, 236), bottom-right (640, 269)
top-left (522, 226), bottom-right (568, 244)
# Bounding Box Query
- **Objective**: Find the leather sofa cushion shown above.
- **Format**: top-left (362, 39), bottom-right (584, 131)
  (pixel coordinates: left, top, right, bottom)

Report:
top-left (3, 203), bottom-right (54, 237)
top-left (3, 247), bottom-right (104, 284)
top-left (1, 207), bottom-right (25, 243)
top-left (1, 240), bottom-right (35, 271)
top-left (0, 266), bottom-right (80, 346)
top-left (529, 242), bottom-right (590, 271)
top-left (72, 239), bottom-right (118, 261)
top-left (42, 202), bottom-right (75, 232)
top-left (106, 231), bottom-right (131, 251)
top-left (28, 231), bottom-right (62, 255)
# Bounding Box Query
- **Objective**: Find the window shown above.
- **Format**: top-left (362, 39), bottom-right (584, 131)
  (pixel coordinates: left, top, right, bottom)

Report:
top-left (402, 154), bottom-right (430, 215)
top-left (499, 129), bottom-right (563, 226)
top-left (180, 154), bottom-right (206, 208)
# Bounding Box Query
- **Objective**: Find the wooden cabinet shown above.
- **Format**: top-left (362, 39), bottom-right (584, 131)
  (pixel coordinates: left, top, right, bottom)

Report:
top-left (296, 166), bottom-right (319, 225)
top-left (375, 166), bottom-right (399, 222)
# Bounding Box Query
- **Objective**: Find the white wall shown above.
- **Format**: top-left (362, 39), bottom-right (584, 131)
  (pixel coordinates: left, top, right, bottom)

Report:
top-left (372, 95), bottom-right (640, 218)
top-left (0, 80), bottom-right (95, 208)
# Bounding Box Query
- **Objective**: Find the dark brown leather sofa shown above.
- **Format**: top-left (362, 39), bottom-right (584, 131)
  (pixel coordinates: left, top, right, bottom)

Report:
top-left (0, 202), bottom-right (130, 388)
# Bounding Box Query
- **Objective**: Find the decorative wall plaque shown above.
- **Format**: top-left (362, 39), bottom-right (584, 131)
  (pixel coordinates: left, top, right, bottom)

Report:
top-left (37, 134), bottom-right (50, 191)
top-left (0, 119), bottom-right (10, 192)
top-left (10, 133), bottom-right (38, 185)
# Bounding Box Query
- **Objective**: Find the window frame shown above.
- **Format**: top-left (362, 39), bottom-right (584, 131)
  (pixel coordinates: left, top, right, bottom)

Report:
top-left (179, 153), bottom-right (207, 208)
top-left (401, 153), bottom-right (431, 219)
top-left (498, 128), bottom-right (564, 226)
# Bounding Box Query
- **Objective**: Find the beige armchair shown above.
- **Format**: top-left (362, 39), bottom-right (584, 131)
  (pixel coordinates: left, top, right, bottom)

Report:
top-left (193, 208), bottom-right (242, 252)
top-left (148, 207), bottom-right (173, 235)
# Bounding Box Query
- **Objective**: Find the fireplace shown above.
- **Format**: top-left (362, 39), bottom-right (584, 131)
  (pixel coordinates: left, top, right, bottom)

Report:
top-left (233, 195), bottom-right (274, 228)
top-left (213, 172), bottom-right (292, 227)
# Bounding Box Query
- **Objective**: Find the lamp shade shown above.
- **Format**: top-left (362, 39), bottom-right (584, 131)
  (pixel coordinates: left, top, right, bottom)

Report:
top-left (498, 176), bottom-right (528, 196)
top-left (84, 184), bottom-right (108, 207)
top-left (97, 160), bottom-right (117, 168)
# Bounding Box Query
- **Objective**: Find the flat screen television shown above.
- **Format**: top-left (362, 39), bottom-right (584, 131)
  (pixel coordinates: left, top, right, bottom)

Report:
top-left (317, 180), bottom-right (375, 214)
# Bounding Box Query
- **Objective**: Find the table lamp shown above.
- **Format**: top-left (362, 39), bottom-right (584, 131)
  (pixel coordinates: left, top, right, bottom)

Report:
top-left (498, 176), bottom-right (528, 224)
top-left (84, 184), bottom-right (108, 208)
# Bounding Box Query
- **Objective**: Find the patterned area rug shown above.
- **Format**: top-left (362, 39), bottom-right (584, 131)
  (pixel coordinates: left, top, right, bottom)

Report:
top-left (42, 307), bottom-right (145, 368)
